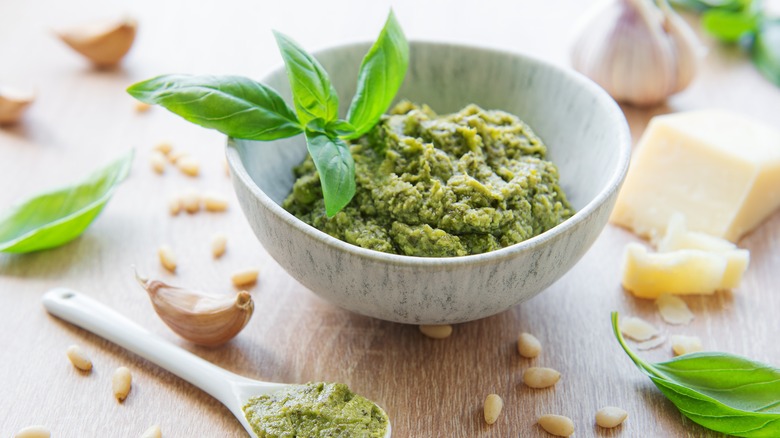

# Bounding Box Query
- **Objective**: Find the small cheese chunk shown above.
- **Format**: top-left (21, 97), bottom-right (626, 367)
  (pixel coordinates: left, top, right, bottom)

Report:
top-left (611, 110), bottom-right (780, 242)
top-left (619, 316), bottom-right (660, 341)
top-left (671, 335), bottom-right (703, 356)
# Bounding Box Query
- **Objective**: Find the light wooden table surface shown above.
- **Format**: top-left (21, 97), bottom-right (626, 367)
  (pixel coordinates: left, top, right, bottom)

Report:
top-left (2, 1), bottom-right (779, 437)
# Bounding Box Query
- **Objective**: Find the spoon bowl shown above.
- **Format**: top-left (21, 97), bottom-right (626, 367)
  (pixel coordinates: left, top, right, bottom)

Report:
top-left (42, 288), bottom-right (391, 438)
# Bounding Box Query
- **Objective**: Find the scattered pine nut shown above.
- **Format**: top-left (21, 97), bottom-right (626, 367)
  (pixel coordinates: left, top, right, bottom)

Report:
top-left (150, 151), bottom-right (166, 174)
top-left (656, 294), bottom-right (694, 325)
top-left (181, 189), bottom-right (201, 214)
top-left (177, 156), bottom-right (200, 177)
top-left (419, 324), bottom-right (453, 339)
top-left (517, 332), bottom-right (542, 358)
top-left (538, 414), bottom-right (575, 437)
top-left (153, 142), bottom-right (173, 155)
top-left (595, 406), bottom-right (628, 428)
top-left (231, 268), bottom-right (259, 288)
top-left (14, 425), bottom-right (50, 438)
top-left (140, 425), bottom-right (162, 438)
top-left (167, 150), bottom-right (187, 164)
top-left (483, 393), bottom-right (503, 425)
top-left (211, 233), bottom-right (227, 259)
top-left (168, 196), bottom-right (182, 216)
top-left (158, 245), bottom-right (177, 273)
top-left (112, 366), bottom-right (132, 402)
top-left (619, 316), bottom-right (660, 341)
top-left (671, 334), bottom-right (703, 356)
top-left (66, 344), bottom-right (92, 372)
top-left (203, 191), bottom-right (229, 212)
top-left (135, 101), bottom-right (151, 113)
top-left (523, 367), bottom-right (561, 389)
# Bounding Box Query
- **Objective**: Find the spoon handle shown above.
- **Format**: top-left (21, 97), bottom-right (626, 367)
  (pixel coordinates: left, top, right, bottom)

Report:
top-left (42, 287), bottom-right (248, 402)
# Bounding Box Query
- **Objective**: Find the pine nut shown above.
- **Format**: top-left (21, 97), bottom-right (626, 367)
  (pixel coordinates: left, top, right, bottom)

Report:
top-left (14, 425), bottom-right (50, 438)
top-left (181, 189), bottom-right (201, 214)
top-left (168, 197), bottom-right (182, 216)
top-left (419, 324), bottom-right (453, 339)
top-left (140, 425), bottom-right (162, 438)
top-left (517, 332), bottom-right (542, 358)
top-left (158, 245), bottom-right (177, 273)
top-left (538, 414), bottom-right (574, 437)
top-left (66, 344), bottom-right (92, 372)
top-left (135, 101), bottom-right (151, 113)
top-left (112, 366), bottom-right (132, 402)
top-left (153, 142), bottom-right (173, 155)
top-left (595, 406), bottom-right (628, 428)
top-left (203, 191), bottom-right (229, 212)
top-left (177, 156), bottom-right (200, 177)
top-left (211, 233), bottom-right (227, 259)
top-left (523, 367), bottom-right (560, 389)
top-left (167, 150), bottom-right (187, 164)
top-left (483, 393), bottom-right (503, 425)
top-left (150, 151), bottom-right (166, 174)
top-left (231, 268), bottom-right (259, 288)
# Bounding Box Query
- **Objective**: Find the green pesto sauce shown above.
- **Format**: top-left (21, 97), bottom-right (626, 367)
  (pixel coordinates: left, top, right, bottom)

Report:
top-left (242, 382), bottom-right (388, 438)
top-left (283, 102), bottom-right (574, 257)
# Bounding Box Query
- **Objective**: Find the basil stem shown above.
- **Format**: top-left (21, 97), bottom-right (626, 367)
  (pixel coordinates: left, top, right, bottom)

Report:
top-left (304, 130), bottom-right (355, 217)
top-left (344, 9), bottom-right (409, 139)
top-left (753, 19), bottom-right (780, 86)
top-left (274, 31), bottom-right (340, 127)
top-left (0, 150), bottom-right (133, 253)
top-left (611, 312), bottom-right (780, 437)
top-left (127, 75), bottom-right (302, 141)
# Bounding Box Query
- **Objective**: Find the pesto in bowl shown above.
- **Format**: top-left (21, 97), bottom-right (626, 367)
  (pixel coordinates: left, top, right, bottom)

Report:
top-left (283, 102), bottom-right (573, 257)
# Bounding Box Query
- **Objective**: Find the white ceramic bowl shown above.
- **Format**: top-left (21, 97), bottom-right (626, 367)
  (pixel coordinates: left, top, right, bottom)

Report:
top-left (227, 42), bottom-right (630, 324)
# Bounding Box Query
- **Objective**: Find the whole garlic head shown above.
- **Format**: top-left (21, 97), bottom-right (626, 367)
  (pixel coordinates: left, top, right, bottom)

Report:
top-left (571, 0), bottom-right (704, 107)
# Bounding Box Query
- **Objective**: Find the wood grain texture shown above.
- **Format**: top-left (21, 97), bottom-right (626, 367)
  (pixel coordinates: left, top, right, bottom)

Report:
top-left (1, 0), bottom-right (779, 437)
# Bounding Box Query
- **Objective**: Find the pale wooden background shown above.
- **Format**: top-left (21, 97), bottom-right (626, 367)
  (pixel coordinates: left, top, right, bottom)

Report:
top-left (1, 0), bottom-right (779, 437)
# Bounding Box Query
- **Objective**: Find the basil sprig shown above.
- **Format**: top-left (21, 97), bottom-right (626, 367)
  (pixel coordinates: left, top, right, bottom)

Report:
top-left (612, 312), bottom-right (780, 437)
top-left (672, 0), bottom-right (780, 87)
top-left (0, 150), bottom-right (133, 253)
top-left (127, 10), bottom-right (408, 217)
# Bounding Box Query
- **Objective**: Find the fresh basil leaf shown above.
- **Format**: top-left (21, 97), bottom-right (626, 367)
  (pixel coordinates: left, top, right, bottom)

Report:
top-left (702, 9), bottom-right (759, 42)
top-left (127, 74), bottom-right (302, 141)
top-left (344, 10), bottom-right (409, 139)
top-left (274, 31), bottom-right (340, 126)
top-left (326, 119), bottom-right (356, 137)
top-left (753, 19), bottom-right (780, 86)
top-left (612, 312), bottom-right (780, 437)
top-left (304, 130), bottom-right (355, 217)
top-left (0, 150), bottom-right (133, 253)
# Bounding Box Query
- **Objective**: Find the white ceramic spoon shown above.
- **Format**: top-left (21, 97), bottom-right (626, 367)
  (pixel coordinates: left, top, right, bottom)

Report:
top-left (42, 288), bottom-right (392, 438)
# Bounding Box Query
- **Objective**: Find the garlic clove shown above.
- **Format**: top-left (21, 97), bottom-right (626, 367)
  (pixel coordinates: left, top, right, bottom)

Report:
top-left (0, 87), bottom-right (35, 125)
top-left (57, 17), bottom-right (137, 68)
top-left (135, 271), bottom-right (254, 347)
top-left (570, 0), bottom-right (703, 107)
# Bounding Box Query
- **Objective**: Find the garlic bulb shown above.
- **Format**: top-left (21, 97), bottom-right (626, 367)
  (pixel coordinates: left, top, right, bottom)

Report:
top-left (570, 0), bottom-right (704, 107)
top-left (57, 17), bottom-right (137, 68)
top-left (135, 272), bottom-right (254, 347)
top-left (0, 87), bottom-right (35, 125)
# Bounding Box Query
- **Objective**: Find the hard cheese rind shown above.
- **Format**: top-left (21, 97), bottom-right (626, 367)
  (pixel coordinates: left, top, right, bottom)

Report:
top-left (611, 110), bottom-right (780, 242)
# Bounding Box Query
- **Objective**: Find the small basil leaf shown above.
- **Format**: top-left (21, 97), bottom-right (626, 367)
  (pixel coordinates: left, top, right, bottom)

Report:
top-left (127, 75), bottom-right (302, 141)
top-left (753, 19), bottom-right (780, 86)
top-left (670, 0), bottom-right (751, 12)
top-left (304, 130), bottom-right (355, 217)
top-left (306, 118), bottom-right (328, 134)
top-left (0, 150), bottom-right (133, 253)
top-left (702, 9), bottom-right (759, 42)
top-left (345, 10), bottom-right (409, 139)
top-left (612, 312), bottom-right (780, 437)
top-left (274, 31), bottom-right (340, 126)
top-left (326, 119), bottom-right (356, 137)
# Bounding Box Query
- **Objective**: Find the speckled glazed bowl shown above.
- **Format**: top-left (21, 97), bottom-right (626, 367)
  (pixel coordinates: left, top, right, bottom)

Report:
top-left (227, 42), bottom-right (630, 324)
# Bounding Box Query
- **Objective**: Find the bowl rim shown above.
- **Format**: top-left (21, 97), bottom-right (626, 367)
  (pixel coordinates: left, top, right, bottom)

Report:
top-left (226, 40), bottom-right (631, 268)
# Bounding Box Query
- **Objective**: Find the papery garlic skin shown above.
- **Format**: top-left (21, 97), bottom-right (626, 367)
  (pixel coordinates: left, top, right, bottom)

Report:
top-left (571, 0), bottom-right (703, 106)
top-left (136, 272), bottom-right (254, 347)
